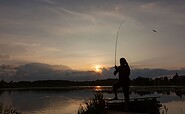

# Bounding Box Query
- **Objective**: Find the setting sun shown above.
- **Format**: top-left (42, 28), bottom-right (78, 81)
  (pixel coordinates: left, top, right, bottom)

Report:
top-left (94, 65), bottom-right (102, 73)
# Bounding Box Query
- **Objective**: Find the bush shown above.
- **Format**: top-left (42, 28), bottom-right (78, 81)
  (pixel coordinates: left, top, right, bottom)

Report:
top-left (78, 92), bottom-right (105, 114)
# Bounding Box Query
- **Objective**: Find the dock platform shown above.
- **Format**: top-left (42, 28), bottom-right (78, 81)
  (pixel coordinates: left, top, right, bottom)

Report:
top-left (104, 97), bottom-right (161, 114)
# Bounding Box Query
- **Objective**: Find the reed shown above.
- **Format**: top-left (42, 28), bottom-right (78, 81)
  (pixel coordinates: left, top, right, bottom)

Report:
top-left (0, 103), bottom-right (21, 114)
top-left (78, 92), bottom-right (105, 114)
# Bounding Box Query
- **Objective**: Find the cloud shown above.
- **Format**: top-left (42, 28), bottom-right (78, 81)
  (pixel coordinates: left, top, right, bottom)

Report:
top-left (0, 54), bottom-right (11, 61)
top-left (1, 63), bottom-right (185, 82)
top-left (12, 42), bottom-right (63, 52)
top-left (102, 67), bottom-right (185, 79)
top-left (0, 64), bottom-right (17, 80)
top-left (0, 42), bottom-right (63, 65)
top-left (41, 0), bottom-right (56, 5)
top-left (0, 0), bottom-right (185, 69)
top-left (140, 2), bottom-right (159, 9)
top-left (10, 63), bottom-right (104, 81)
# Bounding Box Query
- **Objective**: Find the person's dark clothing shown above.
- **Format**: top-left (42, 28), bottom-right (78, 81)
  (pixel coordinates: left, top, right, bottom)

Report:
top-left (113, 64), bottom-right (130, 103)
top-left (114, 65), bottom-right (130, 81)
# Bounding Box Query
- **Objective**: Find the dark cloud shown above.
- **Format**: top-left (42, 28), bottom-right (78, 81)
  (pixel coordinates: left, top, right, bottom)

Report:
top-left (130, 68), bottom-right (185, 79)
top-left (0, 64), bottom-right (17, 80)
top-left (11, 63), bottom-right (105, 81)
top-left (101, 67), bottom-right (185, 79)
top-left (1, 63), bottom-right (185, 81)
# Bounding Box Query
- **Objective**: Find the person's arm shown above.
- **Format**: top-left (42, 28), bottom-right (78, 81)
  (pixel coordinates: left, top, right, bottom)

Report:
top-left (114, 66), bottom-right (119, 75)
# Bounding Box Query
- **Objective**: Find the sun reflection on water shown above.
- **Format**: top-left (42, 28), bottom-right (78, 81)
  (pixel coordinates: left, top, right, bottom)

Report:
top-left (95, 86), bottom-right (102, 91)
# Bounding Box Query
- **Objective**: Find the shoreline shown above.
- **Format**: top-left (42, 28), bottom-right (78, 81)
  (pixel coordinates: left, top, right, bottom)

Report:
top-left (1, 85), bottom-right (185, 91)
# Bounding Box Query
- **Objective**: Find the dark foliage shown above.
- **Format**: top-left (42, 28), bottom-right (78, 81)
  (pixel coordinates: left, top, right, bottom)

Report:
top-left (0, 74), bottom-right (185, 88)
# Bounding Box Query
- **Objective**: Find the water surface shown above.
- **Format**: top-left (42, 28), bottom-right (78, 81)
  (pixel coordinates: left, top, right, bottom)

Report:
top-left (0, 86), bottom-right (185, 114)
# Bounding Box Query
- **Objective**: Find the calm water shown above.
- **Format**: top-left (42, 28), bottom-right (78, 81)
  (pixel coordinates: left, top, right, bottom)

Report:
top-left (0, 86), bottom-right (185, 114)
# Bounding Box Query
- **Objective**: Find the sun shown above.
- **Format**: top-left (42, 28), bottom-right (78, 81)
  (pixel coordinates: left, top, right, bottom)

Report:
top-left (94, 65), bottom-right (102, 73)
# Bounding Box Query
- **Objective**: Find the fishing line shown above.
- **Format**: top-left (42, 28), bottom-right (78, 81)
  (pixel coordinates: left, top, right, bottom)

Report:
top-left (115, 18), bottom-right (126, 66)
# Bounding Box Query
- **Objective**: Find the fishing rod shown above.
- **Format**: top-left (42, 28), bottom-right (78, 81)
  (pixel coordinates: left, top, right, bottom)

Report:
top-left (114, 19), bottom-right (126, 66)
top-left (114, 18), bottom-right (157, 67)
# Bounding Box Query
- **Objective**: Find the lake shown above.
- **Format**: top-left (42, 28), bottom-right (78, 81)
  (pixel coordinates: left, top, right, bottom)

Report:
top-left (0, 86), bottom-right (185, 114)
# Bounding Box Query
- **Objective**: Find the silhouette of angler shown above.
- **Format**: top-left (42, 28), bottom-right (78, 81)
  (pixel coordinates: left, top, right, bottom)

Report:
top-left (113, 58), bottom-right (130, 103)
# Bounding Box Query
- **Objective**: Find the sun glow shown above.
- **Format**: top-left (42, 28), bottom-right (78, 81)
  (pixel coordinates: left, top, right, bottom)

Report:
top-left (94, 65), bottom-right (102, 73)
top-left (95, 86), bottom-right (102, 91)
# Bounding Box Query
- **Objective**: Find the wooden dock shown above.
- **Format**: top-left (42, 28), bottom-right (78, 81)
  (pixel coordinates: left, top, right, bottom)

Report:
top-left (104, 97), bottom-right (161, 114)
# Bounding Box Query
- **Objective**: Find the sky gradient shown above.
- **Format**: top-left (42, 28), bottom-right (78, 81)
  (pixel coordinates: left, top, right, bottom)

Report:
top-left (0, 0), bottom-right (185, 70)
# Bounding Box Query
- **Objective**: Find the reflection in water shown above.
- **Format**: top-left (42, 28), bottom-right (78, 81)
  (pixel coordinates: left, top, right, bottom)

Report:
top-left (0, 90), bottom-right (94, 114)
top-left (0, 86), bottom-right (185, 114)
top-left (95, 86), bottom-right (103, 91)
top-left (162, 101), bottom-right (185, 114)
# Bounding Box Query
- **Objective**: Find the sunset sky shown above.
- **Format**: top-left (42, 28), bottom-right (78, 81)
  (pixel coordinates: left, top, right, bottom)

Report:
top-left (0, 0), bottom-right (185, 70)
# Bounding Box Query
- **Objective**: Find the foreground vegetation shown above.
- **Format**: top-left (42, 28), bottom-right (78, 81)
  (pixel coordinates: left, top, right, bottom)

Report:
top-left (0, 103), bottom-right (21, 114)
top-left (78, 92), bottom-right (163, 114)
top-left (78, 92), bottom-right (105, 114)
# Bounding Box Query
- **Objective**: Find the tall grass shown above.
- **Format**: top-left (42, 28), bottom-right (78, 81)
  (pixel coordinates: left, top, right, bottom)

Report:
top-left (78, 92), bottom-right (105, 114)
top-left (0, 103), bottom-right (21, 114)
top-left (161, 105), bottom-right (168, 114)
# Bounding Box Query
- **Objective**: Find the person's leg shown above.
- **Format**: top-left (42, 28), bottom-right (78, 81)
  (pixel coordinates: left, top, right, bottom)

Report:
top-left (113, 82), bottom-right (121, 99)
top-left (122, 84), bottom-right (130, 111)
top-left (123, 80), bottom-right (130, 103)
top-left (123, 85), bottom-right (129, 103)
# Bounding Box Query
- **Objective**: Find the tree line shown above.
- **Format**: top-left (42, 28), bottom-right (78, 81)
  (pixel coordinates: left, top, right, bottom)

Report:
top-left (0, 74), bottom-right (185, 88)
